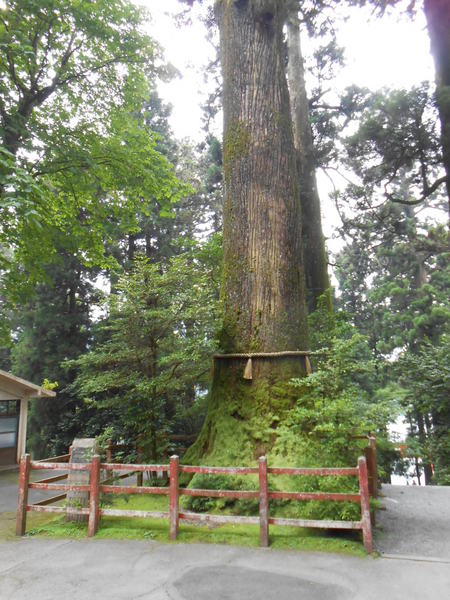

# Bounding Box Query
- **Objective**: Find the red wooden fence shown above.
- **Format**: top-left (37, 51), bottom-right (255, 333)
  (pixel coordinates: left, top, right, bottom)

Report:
top-left (16, 454), bottom-right (373, 553)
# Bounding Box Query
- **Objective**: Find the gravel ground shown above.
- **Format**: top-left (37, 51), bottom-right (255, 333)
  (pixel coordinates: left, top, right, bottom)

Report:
top-left (375, 484), bottom-right (450, 559)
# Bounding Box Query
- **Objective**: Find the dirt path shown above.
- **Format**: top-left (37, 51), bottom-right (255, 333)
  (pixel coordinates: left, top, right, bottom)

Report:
top-left (375, 484), bottom-right (450, 560)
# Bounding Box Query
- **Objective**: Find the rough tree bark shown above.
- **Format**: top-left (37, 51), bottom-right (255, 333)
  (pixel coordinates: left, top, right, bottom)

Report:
top-left (423, 0), bottom-right (450, 214)
top-left (286, 8), bottom-right (332, 313)
top-left (184, 0), bottom-right (309, 465)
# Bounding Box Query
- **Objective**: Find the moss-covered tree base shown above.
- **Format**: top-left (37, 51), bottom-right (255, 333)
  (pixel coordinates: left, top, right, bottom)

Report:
top-left (181, 357), bottom-right (365, 522)
top-left (183, 357), bottom-right (308, 466)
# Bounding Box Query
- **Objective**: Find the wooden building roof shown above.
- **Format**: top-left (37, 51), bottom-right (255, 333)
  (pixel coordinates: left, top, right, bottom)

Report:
top-left (0, 369), bottom-right (56, 401)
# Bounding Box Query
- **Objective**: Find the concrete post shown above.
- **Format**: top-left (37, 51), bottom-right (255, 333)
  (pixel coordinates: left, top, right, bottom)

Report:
top-left (66, 438), bottom-right (98, 523)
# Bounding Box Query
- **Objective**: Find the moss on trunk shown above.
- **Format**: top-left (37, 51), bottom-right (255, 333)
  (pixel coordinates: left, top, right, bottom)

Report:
top-left (184, 358), bottom-right (308, 466)
top-left (191, 0), bottom-right (311, 466)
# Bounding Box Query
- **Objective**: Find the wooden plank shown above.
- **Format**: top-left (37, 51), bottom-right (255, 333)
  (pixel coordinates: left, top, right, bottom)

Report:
top-left (100, 472), bottom-right (136, 485)
top-left (365, 436), bottom-right (378, 498)
top-left (28, 482), bottom-right (90, 492)
top-left (259, 456), bottom-right (269, 547)
top-left (27, 505), bottom-right (89, 515)
top-left (36, 454), bottom-right (70, 463)
top-left (358, 456), bottom-right (373, 553)
top-left (31, 461), bottom-right (89, 471)
top-left (100, 463), bottom-right (169, 473)
top-left (179, 465), bottom-right (258, 475)
top-left (268, 491), bottom-right (361, 503)
top-left (180, 488), bottom-right (259, 500)
top-left (16, 454), bottom-right (31, 536)
top-left (267, 467), bottom-right (358, 476)
top-left (100, 509), bottom-right (169, 519)
top-left (169, 455), bottom-right (179, 541)
top-left (136, 447), bottom-right (143, 487)
top-left (268, 517), bottom-right (362, 530)
top-left (34, 473), bottom-right (68, 484)
top-left (179, 512), bottom-right (260, 525)
top-left (88, 455), bottom-right (100, 538)
top-left (33, 494), bottom-right (67, 507)
top-left (100, 485), bottom-right (169, 495)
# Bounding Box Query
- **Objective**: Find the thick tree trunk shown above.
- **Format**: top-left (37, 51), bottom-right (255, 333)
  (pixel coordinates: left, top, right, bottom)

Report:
top-left (185, 0), bottom-right (309, 465)
top-left (287, 11), bottom-right (332, 313)
top-left (423, 0), bottom-right (450, 214)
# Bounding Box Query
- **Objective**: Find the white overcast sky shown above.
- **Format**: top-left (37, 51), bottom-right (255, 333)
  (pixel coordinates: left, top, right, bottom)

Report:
top-left (136, 0), bottom-right (436, 256)
top-left (136, 0), bottom-right (435, 141)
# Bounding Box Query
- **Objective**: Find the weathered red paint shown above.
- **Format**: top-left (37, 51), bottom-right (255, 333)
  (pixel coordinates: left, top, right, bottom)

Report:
top-left (100, 508), bottom-right (169, 519)
top-left (27, 505), bottom-right (89, 515)
top-left (268, 517), bottom-right (363, 530)
top-left (16, 454), bottom-right (31, 536)
top-left (101, 463), bottom-right (169, 473)
top-left (179, 512), bottom-right (259, 526)
top-left (31, 461), bottom-right (89, 471)
top-left (180, 488), bottom-right (258, 500)
top-left (20, 450), bottom-right (375, 552)
top-left (364, 436), bottom-right (378, 498)
top-left (268, 467), bottom-right (359, 477)
top-left (28, 482), bottom-right (91, 492)
top-left (136, 448), bottom-right (144, 487)
top-left (268, 491), bottom-right (361, 503)
top-left (33, 494), bottom-right (67, 507)
top-left (169, 455), bottom-right (179, 541)
top-left (35, 473), bottom-right (68, 484)
top-left (88, 454), bottom-right (100, 537)
top-left (100, 485), bottom-right (169, 495)
top-left (358, 456), bottom-right (373, 553)
top-left (259, 456), bottom-right (269, 547)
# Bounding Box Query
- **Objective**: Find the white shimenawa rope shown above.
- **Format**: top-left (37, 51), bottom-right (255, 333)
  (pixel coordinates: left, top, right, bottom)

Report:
top-left (213, 351), bottom-right (312, 379)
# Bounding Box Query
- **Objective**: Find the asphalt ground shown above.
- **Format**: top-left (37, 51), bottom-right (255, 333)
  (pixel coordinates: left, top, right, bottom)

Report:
top-left (1, 472), bottom-right (449, 599)
top-left (0, 538), bottom-right (448, 600)
top-left (0, 468), bottom-right (63, 512)
top-left (376, 484), bottom-right (450, 559)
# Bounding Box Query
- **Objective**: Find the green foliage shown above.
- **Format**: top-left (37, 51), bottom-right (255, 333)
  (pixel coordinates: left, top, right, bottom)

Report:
top-left (397, 335), bottom-right (450, 485)
top-left (335, 84), bottom-right (449, 484)
top-left (69, 245), bottom-right (220, 461)
top-left (183, 474), bottom-right (257, 513)
top-left (0, 0), bottom-right (187, 330)
top-left (344, 84), bottom-right (443, 205)
top-left (9, 248), bottom-right (100, 458)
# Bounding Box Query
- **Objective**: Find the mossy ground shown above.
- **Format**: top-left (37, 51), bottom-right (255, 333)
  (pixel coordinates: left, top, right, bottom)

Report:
top-left (18, 493), bottom-right (366, 556)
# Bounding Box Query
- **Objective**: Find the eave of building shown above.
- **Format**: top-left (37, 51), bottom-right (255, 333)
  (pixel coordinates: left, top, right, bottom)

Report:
top-left (0, 369), bottom-right (57, 400)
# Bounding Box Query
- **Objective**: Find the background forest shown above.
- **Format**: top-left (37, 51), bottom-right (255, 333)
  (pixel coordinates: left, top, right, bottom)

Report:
top-left (0, 0), bottom-right (448, 487)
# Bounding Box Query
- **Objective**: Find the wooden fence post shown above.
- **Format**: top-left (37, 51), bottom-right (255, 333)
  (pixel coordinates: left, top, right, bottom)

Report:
top-left (137, 446), bottom-right (143, 487)
top-left (16, 453), bottom-right (31, 536)
top-left (259, 456), bottom-right (269, 547)
top-left (169, 455), bottom-right (179, 541)
top-left (369, 436), bottom-right (378, 497)
top-left (88, 454), bottom-right (100, 537)
top-left (105, 442), bottom-right (112, 463)
top-left (358, 456), bottom-right (373, 553)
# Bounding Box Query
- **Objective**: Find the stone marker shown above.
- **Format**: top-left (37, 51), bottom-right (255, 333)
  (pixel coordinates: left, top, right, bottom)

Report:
top-left (66, 438), bottom-right (98, 523)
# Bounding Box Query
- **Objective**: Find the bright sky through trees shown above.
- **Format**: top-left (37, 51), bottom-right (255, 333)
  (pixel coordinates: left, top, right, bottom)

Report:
top-left (137, 0), bottom-right (434, 141)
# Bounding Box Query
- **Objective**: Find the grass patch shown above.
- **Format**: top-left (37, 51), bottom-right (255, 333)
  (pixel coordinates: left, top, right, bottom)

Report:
top-left (21, 492), bottom-right (366, 556)
top-left (0, 511), bottom-right (57, 541)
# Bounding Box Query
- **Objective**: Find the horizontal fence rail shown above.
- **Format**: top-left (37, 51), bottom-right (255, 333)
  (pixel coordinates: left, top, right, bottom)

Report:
top-left (16, 453), bottom-right (373, 553)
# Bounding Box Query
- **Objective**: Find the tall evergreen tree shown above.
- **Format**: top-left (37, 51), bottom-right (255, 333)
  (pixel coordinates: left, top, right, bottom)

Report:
top-left (185, 0), bottom-right (310, 465)
top-left (10, 245), bottom-right (95, 457)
